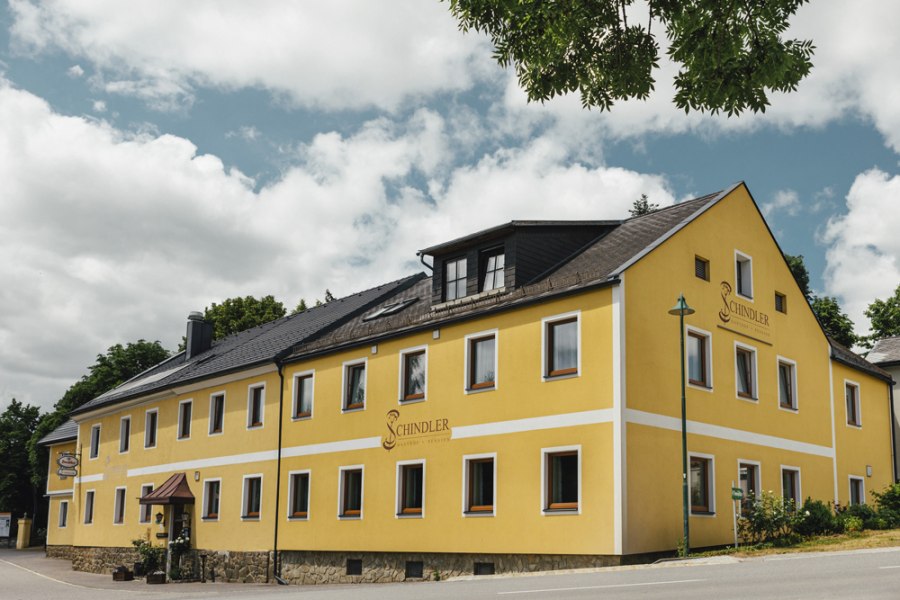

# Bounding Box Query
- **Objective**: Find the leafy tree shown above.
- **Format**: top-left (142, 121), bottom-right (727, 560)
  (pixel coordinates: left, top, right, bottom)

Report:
top-left (324, 289), bottom-right (336, 303)
top-left (811, 296), bottom-right (856, 348)
top-left (629, 194), bottom-right (659, 216)
top-left (293, 298), bottom-right (309, 314)
top-left (0, 399), bottom-right (41, 519)
top-left (784, 254), bottom-right (812, 301)
top-left (860, 284), bottom-right (900, 348)
top-left (447, 0), bottom-right (814, 114)
top-left (203, 295), bottom-right (287, 340)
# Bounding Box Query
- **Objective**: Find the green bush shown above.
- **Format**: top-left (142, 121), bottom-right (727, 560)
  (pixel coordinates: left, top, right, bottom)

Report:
top-left (842, 515), bottom-right (864, 533)
top-left (132, 538), bottom-right (165, 573)
top-left (872, 483), bottom-right (900, 513)
top-left (837, 503), bottom-right (879, 530)
top-left (737, 491), bottom-right (799, 544)
top-left (794, 498), bottom-right (836, 537)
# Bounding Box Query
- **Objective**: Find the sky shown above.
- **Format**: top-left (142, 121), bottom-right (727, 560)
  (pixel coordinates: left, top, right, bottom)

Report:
top-left (1, 0), bottom-right (899, 413)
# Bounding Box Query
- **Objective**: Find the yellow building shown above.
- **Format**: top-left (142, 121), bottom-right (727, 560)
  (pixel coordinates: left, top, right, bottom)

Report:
top-left (41, 182), bottom-right (895, 583)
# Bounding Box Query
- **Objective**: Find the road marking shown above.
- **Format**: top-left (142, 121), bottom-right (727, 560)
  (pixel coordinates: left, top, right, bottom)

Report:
top-left (878, 566), bottom-right (900, 569)
top-left (497, 578), bottom-right (705, 595)
top-left (0, 557), bottom-right (93, 589)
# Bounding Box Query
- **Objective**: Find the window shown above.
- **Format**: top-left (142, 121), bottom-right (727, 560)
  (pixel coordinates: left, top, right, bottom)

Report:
top-left (340, 467), bottom-right (363, 518)
top-left (89, 424), bottom-right (100, 459)
top-left (775, 291), bottom-right (787, 313)
top-left (544, 449), bottom-right (579, 512)
top-left (545, 316), bottom-right (579, 378)
top-left (735, 251), bottom-right (753, 299)
top-left (289, 472), bottom-right (310, 519)
top-left (467, 333), bottom-right (497, 391)
top-left (401, 349), bottom-right (427, 402)
top-left (846, 382), bottom-right (861, 426)
top-left (117, 417), bottom-right (130, 453)
top-left (480, 248), bottom-right (505, 292)
top-left (465, 456), bottom-right (495, 515)
top-left (58, 501), bottom-right (68, 528)
top-left (113, 487), bottom-right (126, 524)
top-left (687, 330), bottom-right (711, 388)
top-left (444, 257), bottom-right (467, 301)
top-left (139, 484), bottom-right (153, 523)
top-left (242, 475), bottom-right (262, 519)
top-left (343, 361), bottom-right (366, 410)
top-left (178, 400), bottom-right (192, 440)
top-left (778, 359), bottom-right (797, 410)
top-left (738, 461), bottom-right (760, 516)
top-left (690, 456), bottom-right (713, 514)
top-left (203, 480), bottom-right (221, 520)
top-left (695, 256), bottom-right (709, 281)
top-left (209, 393), bottom-right (225, 434)
top-left (397, 462), bottom-right (424, 517)
top-left (292, 373), bottom-right (314, 419)
top-left (735, 344), bottom-right (757, 400)
top-left (144, 409), bottom-right (158, 448)
top-left (83, 490), bottom-right (95, 524)
top-left (247, 384), bottom-right (264, 428)
top-left (782, 467), bottom-right (800, 507)
top-left (850, 477), bottom-right (865, 505)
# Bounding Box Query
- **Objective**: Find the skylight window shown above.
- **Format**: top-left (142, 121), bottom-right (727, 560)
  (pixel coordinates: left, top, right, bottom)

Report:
top-left (362, 298), bottom-right (418, 321)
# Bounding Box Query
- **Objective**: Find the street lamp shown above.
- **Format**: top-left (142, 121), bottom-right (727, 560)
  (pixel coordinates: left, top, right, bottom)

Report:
top-left (668, 294), bottom-right (695, 557)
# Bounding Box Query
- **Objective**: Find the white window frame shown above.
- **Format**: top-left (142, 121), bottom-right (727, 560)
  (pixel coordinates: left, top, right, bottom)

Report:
top-left (287, 469), bottom-right (311, 520)
top-left (58, 500), bottom-right (68, 528)
top-left (685, 325), bottom-right (713, 392)
top-left (118, 416), bottom-right (130, 454)
top-left (291, 370), bottom-right (315, 420)
top-left (540, 445), bottom-right (581, 515)
top-left (849, 475), bottom-right (866, 505)
top-left (177, 399), bottom-right (192, 441)
top-left (541, 310), bottom-right (581, 381)
top-left (113, 486), bottom-right (126, 525)
top-left (89, 424), bottom-right (101, 459)
top-left (462, 452), bottom-right (497, 517)
top-left (395, 459), bottom-right (426, 519)
top-left (776, 356), bottom-right (799, 412)
top-left (337, 464), bottom-right (365, 520)
top-left (246, 383), bottom-right (266, 429)
top-left (844, 379), bottom-right (862, 428)
top-left (688, 452), bottom-right (716, 516)
top-left (208, 391), bottom-right (226, 436)
top-left (144, 408), bottom-right (158, 449)
top-left (735, 249), bottom-right (754, 300)
top-left (83, 489), bottom-right (95, 525)
top-left (781, 465), bottom-right (802, 505)
top-left (464, 328), bottom-right (499, 394)
top-left (398, 345), bottom-right (428, 404)
top-left (734, 341), bottom-right (758, 402)
top-left (737, 459), bottom-right (762, 502)
top-left (202, 478), bottom-right (222, 521)
top-left (341, 358), bottom-right (367, 412)
top-left (241, 474), bottom-right (263, 520)
top-left (139, 484), bottom-right (154, 523)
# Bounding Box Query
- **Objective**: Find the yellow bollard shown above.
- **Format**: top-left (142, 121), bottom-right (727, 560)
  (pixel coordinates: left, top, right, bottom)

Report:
top-left (16, 517), bottom-right (32, 550)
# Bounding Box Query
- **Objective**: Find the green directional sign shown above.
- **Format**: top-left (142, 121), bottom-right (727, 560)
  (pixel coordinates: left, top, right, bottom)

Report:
top-left (731, 487), bottom-right (744, 501)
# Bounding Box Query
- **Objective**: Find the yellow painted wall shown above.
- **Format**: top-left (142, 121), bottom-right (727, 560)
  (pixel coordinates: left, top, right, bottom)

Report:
top-left (45, 440), bottom-right (76, 547)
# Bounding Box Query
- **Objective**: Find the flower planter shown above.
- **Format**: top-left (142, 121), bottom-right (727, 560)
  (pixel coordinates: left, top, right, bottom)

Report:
top-left (146, 572), bottom-right (167, 584)
top-left (112, 566), bottom-right (134, 582)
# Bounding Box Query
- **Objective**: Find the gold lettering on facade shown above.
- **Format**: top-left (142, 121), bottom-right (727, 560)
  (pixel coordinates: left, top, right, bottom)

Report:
top-left (719, 280), bottom-right (772, 338)
top-left (382, 409), bottom-right (451, 451)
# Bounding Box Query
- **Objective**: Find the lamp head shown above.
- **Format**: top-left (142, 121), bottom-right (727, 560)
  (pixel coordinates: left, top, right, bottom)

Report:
top-left (668, 295), bottom-right (695, 317)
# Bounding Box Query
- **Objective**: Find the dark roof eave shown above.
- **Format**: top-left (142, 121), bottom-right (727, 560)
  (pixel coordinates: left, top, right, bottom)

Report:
top-left (830, 354), bottom-right (895, 385)
top-left (418, 220), bottom-right (621, 256)
top-left (285, 277), bottom-right (621, 365)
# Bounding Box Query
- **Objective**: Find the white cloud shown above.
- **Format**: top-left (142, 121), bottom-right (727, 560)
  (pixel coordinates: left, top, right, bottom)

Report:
top-left (91, 99), bottom-right (106, 113)
top-left (66, 64), bottom-right (83, 78)
top-left (0, 80), bottom-right (673, 411)
top-left (9, 0), bottom-right (493, 112)
top-left (762, 189), bottom-right (801, 217)
top-left (822, 168), bottom-right (900, 336)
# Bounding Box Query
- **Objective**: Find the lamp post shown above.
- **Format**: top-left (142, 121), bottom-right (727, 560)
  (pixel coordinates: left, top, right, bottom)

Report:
top-left (668, 294), bottom-right (695, 557)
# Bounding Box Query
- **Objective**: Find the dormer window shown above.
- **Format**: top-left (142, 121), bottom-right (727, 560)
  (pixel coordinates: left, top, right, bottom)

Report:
top-left (445, 257), bottom-right (467, 301)
top-left (480, 248), bottom-right (505, 292)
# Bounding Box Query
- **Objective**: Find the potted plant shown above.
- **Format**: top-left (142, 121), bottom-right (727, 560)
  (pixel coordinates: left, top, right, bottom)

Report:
top-left (167, 533), bottom-right (191, 581)
top-left (132, 538), bottom-right (166, 582)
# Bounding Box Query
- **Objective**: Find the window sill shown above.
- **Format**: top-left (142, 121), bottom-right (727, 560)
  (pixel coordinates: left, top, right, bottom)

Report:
top-left (399, 397), bottom-right (426, 405)
top-left (688, 382), bottom-right (712, 392)
top-left (736, 395), bottom-right (758, 403)
top-left (201, 516), bottom-right (219, 521)
top-left (342, 406), bottom-right (365, 413)
top-left (463, 510), bottom-right (495, 517)
top-left (338, 515), bottom-right (361, 520)
top-left (291, 414), bottom-right (312, 421)
top-left (543, 372), bottom-right (579, 382)
top-left (465, 385), bottom-right (495, 395)
top-left (396, 513), bottom-right (423, 519)
top-left (690, 511), bottom-right (716, 517)
top-left (542, 508), bottom-right (579, 515)
top-left (846, 423), bottom-right (862, 429)
top-left (247, 424), bottom-right (263, 430)
top-left (288, 515), bottom-right (308, 521)
top-left (779, 405), bottom-right (798, 413)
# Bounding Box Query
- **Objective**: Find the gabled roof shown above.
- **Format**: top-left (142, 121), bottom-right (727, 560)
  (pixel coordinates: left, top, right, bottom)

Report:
top-left (829, 338), bottom-right (893, 383)
top-left (71, 273), bottom-right (426, 417)
top-left (869, 336), bottom-right (900, 368)
top-left (38, 419), bottom-right (78, 446)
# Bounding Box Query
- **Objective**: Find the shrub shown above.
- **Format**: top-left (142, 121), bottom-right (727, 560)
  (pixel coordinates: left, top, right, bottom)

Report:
top-left (842, 515), bottom-right (864, 533)
top-left (737, 491), bottom-right (799, 544)
top-left (837, 503), bottom-right (879, 530)
top-left (132, 538), bottom-right (165, 573)
top-left (872, 483), bottom-right (900, 527)
top-left (794, 498), bottom-right (836, 537)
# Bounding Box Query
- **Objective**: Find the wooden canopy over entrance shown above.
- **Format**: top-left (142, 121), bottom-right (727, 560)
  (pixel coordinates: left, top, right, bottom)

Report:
top-left (139, 473), bottom-right (195, 505)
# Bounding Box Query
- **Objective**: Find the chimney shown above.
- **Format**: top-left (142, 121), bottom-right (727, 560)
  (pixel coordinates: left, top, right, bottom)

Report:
top-left (185, 312), bottom-right (213, 360)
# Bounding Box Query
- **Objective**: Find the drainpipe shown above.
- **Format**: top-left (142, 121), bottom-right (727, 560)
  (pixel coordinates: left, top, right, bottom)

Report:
top-left (890, 385), bottom-right (898, 483)
top-left (272, 358), bottom-right (288, 584)
top-left (417, 251), bottom-right (433, 273)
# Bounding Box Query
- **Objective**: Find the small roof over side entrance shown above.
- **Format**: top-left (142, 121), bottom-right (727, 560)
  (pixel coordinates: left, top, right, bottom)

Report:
top-left (139, 473), bottom-right (195, 505)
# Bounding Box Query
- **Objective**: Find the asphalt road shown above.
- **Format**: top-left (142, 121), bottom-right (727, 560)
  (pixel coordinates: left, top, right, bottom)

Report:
top-left (2, 547), bottom-right (900, 600)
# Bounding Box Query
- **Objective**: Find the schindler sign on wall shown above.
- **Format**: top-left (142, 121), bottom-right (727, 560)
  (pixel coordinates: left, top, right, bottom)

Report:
top-left (718, 281), bottom-right (771, 341)
top-left (382, 410), bottom-right (451, 451)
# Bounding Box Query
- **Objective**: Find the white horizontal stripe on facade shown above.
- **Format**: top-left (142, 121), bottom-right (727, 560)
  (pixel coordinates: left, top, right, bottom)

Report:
top-left (281, 437), bottom-right (382, 458)
top-left (451, 409), bottom-right (614, 440)
top-left (625, 409), bottom-right (835, 458)
top-left (127, 449), bottom-right (279, 478)
top-left (45, 489), bottom-right (74, 496)
top-left (74, 474), bottom-right (104, 484)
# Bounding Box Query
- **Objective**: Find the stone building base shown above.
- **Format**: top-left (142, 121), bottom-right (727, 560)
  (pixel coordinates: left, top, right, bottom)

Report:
top-left (69, 546), bottom-right (140, 574)
top-left (45, 545), bottom-right (74, 561)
